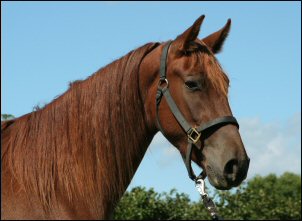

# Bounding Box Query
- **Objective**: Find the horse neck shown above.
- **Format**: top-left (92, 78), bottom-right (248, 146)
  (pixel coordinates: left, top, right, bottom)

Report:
top-left (52, 52), bottom-right (156, 217)
top-left (3, 46), bottom-right (158, 219)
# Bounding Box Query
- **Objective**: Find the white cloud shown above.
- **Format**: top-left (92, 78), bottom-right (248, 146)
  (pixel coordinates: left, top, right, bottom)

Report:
top-left (239, 112), bottom-right (301, 178)
top-left (147, 113), bottom-right (301, 178)
top-left (145, 133), bottom-right (181, 168)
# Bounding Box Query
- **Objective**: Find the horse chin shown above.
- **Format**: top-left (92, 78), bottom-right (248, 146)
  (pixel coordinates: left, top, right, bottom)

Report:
top-left (208, 177), bottom-right (231, 190)
top-left (205, 166), bottom-right (233, 190)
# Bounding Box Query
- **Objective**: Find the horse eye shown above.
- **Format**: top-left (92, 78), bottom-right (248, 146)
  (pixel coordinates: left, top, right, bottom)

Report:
top-left (185, 81), bottom-right (200, 90)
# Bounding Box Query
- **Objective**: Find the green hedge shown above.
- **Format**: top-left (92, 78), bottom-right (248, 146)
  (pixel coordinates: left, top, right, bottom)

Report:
top-left (113, 172), bottom-right (301, 220)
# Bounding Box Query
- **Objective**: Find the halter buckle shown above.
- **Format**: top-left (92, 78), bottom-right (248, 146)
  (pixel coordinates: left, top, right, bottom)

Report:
top-left (188, 128), bottom-right (201, 144)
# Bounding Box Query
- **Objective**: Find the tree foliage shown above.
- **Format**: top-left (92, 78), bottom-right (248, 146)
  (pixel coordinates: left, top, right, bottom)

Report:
top-left (113, 172), bottom-right (301, 220)
top-left (1, 114), bottom-right (15, 121)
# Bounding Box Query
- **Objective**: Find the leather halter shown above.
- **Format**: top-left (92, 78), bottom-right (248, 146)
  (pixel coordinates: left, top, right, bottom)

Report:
top-left (156, 41), bottom-right (239, 181)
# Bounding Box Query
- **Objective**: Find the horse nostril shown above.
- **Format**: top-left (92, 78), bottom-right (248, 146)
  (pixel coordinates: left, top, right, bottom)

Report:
top-left (224, 159), bottom-right (239, 182)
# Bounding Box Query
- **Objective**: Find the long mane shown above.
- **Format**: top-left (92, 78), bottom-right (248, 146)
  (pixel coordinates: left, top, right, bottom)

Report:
top-left (1, 42), bottom-right (160, 216)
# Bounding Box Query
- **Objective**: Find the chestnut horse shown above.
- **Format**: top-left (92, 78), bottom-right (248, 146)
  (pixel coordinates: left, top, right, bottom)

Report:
top-left (1, 15), bottom-right (249, 219)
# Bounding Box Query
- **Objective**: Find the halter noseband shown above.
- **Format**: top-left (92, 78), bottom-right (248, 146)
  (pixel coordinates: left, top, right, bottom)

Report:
top-left (155, 41), bottom-right (239, 181)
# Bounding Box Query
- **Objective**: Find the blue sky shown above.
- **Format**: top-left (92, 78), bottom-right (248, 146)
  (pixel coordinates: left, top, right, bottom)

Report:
top-left (2, 2), bottom-right (301, 201)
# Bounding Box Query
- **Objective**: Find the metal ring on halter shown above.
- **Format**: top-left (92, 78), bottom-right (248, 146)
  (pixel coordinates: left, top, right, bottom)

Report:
top-left (158, 78), bottom-right (169, 90)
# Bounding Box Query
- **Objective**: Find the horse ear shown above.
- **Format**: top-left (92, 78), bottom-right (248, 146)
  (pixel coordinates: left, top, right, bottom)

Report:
top-left (202, 19), bottom-right (231, 54)
top-left (173, 15), bottom-right (205, 53)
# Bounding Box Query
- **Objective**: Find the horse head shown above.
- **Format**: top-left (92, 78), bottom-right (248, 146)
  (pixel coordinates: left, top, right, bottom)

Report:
top-left (140, 15), bottom-right (250, 190)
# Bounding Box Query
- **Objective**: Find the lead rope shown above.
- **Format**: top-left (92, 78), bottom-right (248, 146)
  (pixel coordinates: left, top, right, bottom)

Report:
top-left (195, 177), bottom-right (222, 220)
